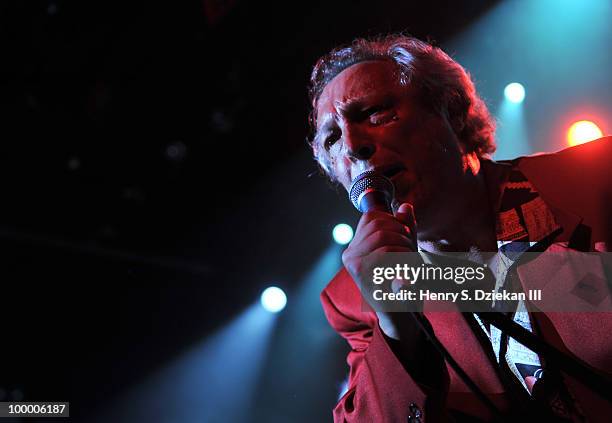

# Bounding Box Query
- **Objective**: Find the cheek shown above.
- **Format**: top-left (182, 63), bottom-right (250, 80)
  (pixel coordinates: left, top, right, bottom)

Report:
top-left (403, 119), bottom-right (462, 169)
top-left (333, 157), bottom-right (352, 187)
top-left (320, 147), bottom-right (351, 186)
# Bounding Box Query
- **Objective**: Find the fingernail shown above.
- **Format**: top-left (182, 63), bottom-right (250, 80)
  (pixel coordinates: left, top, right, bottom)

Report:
top-left (397, 203), bottom-right (413, 214)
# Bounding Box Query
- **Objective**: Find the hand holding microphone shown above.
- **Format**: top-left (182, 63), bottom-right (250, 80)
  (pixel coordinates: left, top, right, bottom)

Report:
top-left (342, 170), bottom-right (421, 341)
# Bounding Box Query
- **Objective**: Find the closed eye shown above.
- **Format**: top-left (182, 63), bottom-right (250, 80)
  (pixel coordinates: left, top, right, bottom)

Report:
top-left (358, 104), bottom-right (396, 125)
top-left (323, 127), bottom-right (341, 150)
top-left (368, 109), bottom-right (396, 126)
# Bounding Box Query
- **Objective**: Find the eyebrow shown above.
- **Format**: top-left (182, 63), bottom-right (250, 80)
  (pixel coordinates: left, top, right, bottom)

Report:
top-left (337, 95), bottom-right (386, 118)
top-left (314, 94), bottom-right (393, 146)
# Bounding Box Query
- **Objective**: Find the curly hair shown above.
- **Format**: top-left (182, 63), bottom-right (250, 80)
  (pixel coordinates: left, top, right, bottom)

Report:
top-left (308, 34), bottom-right (496, 160)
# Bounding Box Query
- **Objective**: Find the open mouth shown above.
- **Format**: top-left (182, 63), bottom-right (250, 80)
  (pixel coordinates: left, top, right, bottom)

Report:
top-left (381, 164), bottom-right (405, 179)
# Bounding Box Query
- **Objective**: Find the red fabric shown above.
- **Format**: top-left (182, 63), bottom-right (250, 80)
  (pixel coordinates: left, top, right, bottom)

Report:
top-left (321, 137), bottom-right (612, 422)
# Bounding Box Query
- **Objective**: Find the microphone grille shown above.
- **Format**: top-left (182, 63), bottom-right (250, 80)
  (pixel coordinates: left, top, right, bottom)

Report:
top-left (348, 170), bottom-right (395, 212)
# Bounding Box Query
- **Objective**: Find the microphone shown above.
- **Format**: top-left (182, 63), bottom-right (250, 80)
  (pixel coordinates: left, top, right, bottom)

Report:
top-left (348, 170), bottom-right (395, 213)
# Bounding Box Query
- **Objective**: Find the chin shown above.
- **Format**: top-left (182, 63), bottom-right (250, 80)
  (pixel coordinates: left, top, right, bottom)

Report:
top-left (394, 182), bottom-right (418, 204)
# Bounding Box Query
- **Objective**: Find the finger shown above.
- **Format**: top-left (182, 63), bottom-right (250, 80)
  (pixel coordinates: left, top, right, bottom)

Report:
top-left (355, 210), bottom-right (393, 234)
top-left (361, 218), bottom-right (411, 239)
top-left (394, 202), bottom-right (416, 229)
top-left (371, 245), bottom-right (414, 254)
top-left (353, 210), bottom-right (400, 242)
top-left (394, 202), bottom-right (417, 243)
top-left (349, 230), bottom-right (415, 256)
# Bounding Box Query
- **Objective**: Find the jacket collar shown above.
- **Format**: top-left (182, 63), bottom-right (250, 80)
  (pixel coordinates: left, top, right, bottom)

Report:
top-left (481, 158), bottom-right (582, 246)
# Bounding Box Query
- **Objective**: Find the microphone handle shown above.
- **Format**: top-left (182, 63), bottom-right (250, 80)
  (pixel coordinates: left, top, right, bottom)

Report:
top-left (359, 190), bottom-right (392, 213)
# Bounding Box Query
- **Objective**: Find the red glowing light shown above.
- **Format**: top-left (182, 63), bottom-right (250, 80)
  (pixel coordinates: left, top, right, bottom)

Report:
top-left (567, 120), bottom-right (603, 146)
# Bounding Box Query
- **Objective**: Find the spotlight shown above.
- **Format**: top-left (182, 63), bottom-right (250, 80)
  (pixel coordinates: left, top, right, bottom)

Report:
top-left (260, 287), bottom-right (287, 313)
top-left (67, 157), bottom-right (80, 170)
top-left (332, 224), bottom-right (354, 245)
top-left (567, 120), bottom-right (603, 146)
top-left (166, 141), bottom-right (187, 162)
top-left (504, 83), bottom-right (525, 104)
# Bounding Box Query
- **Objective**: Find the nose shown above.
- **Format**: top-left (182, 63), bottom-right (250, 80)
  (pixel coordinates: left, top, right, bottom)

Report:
top-left (349, 143), bottom-right (376, 161)
top-left (344, 128), bottom-right (376, 162)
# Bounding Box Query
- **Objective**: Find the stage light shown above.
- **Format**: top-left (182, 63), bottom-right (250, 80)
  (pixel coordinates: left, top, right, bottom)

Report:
top-left (260, 287), bottom-right (287, 313)
top-left (166, 141), bottom-right (187, 161)
top-left (567, 120), bottom-right (603, 146)
top-left (67, 157), bottom-right (80, 170)
top-left (332, 224), bottom-right (353, 245)
top-left (504, 83), bottom-right (525, 104)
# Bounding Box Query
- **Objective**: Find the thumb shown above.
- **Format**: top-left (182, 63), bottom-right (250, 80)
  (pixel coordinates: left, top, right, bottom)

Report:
top-left (394, 202), bottom-right (417, 239)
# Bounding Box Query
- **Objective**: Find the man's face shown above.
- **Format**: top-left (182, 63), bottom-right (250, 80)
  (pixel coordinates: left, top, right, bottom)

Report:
top-left (313, 60), bottom-right (467, 215)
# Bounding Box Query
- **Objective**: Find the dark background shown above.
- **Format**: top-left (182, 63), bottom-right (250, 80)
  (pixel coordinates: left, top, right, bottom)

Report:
top-left (0, 0), bottom-right (608, 422)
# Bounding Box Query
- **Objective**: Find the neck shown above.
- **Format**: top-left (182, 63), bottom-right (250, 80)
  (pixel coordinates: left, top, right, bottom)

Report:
top-left (416, 170), bottom-right (498, 255)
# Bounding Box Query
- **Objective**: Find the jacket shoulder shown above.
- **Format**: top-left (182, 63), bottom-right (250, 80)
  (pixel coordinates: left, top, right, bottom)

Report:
top-left (515, 136), bottom-right (612, 242)
top-left (516, 135), bottom-right (611, 174)
top-left (320, 268), bottom-right (377, 350)
top-left (515, 136), bottom-right (611, 191)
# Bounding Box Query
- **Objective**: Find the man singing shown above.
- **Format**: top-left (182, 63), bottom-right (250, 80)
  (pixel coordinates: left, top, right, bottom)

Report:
top-left (309, 34), bottom-right (611, 422)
